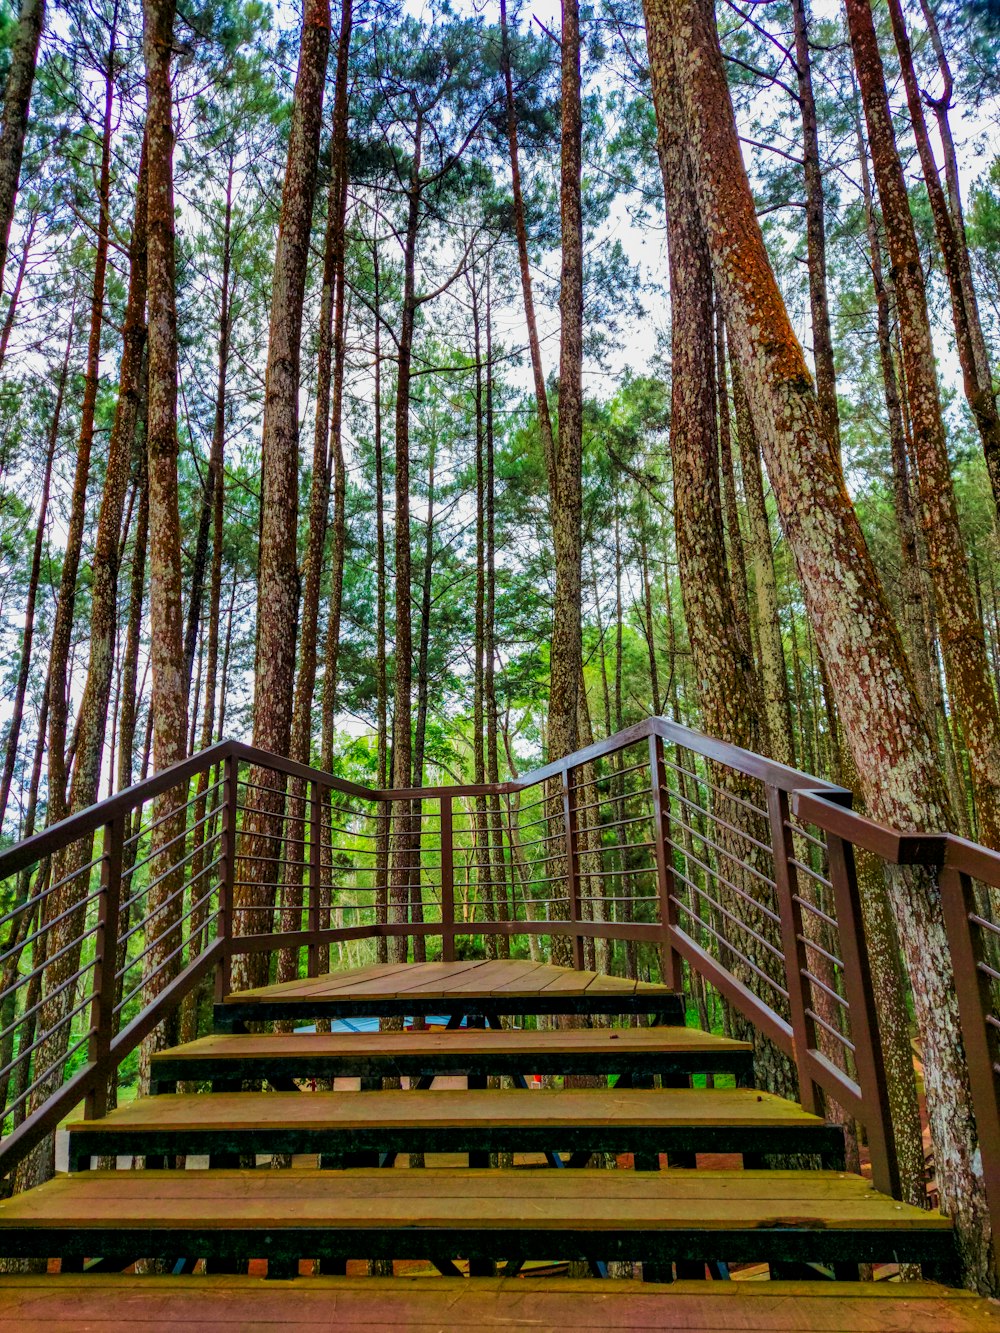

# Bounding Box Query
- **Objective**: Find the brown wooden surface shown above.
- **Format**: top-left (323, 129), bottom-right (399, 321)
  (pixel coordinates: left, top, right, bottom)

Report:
top-left (68, 1087), bottom-right (823, 1134)
top-left (0, 1169), bottom-right (951, 1233)
top-left (152, 1025), bottom-right (752, 1064)
top-left (0, 1275), bottom-right (996, 1331)
top-left (224, 961), bottom-right (676, 1005)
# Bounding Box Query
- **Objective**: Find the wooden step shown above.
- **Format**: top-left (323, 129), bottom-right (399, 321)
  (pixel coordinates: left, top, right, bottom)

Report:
top-left (0, 1276), bottom-right (997, 1332)
top-left (150, 1025), bottom-right (753, 1091)
top-left (216, 961), bottom-right (685, 1028)
top-left (0, 1169), bottom-right (954, 1271)
top-left (67, 1087), bottom-right (843, 1168)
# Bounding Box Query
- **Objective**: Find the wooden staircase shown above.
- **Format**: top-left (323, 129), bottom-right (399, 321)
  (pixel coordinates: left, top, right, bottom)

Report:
top-left (0, 961), bottom-right (994, 1329)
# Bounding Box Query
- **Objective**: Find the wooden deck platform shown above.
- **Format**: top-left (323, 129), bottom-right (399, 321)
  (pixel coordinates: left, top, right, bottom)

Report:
top-left (0, 1276), bottom-right (997, 1332)
top-left (149, 1025), bottom-right (754, 1089)
top-left (0, 1169), bottom-right (953, 1269)
top-left (216, 961), bottom-right (685, 1027)
top-left (67, 1087), bottom-right (844, 1168)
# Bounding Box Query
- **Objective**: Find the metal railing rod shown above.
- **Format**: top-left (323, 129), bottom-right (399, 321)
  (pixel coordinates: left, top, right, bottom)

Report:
top-left (793, 893), bottom-right (838, 930)
top-left (665, 787), bottom-right (774, 858)
top-left (805, 1006), bottom-right (855, 1053)
top-left (798, 933), bottom-right (844, 971)
top-left (801, 967), bottom-right (849, 1009)
top-left (670, 896), bottom-right (790, 1000)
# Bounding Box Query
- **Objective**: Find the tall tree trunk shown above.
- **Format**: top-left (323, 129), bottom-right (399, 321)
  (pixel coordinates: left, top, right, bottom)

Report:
top-left (0, 303), bottom-right (72, 827)
top-left (885, 0), bottom-right (1000, 519)
top-left (317, 0), bottom-right (353, 769)
top-left (0, 0), bottom-right (44, 292)
top-left (847, 0), bottom-right (1000, 851)
top-left (658, 0), bottom-right (990, 1287)
top-left (371, 242), bottom-right (389, 965)
top-left (549, 0), bottom-right (584, 766)
top-left (140, 0), bottom-right (188, 1083)
top-left (46, 24), bottom-right (117, 825)
top-left (69, 142), bottom-right (148, 821)
top-left (118, 441), bottom-right (148, 796)
top-left (732, 362), bottom-right (794, 767)
top-left (236, 0), bottom-right (330, 990)
top-left (388, 117), bottom-right (423, 964)
top-left (484, 262), bottom-right (509, 950)
top-left (182, 154), bottom-right (233, 697)
top-left (499, 0), bottom-right (555, 492)
top-left (644, 0), bottom-right (792, 1096)
top-left (715, 311), bottom-right (753, 652)
top-left (410, 431), bottom-right (435, 964)
top-left (791, 0), bottom-right (839, 457)
top-left (471, 260), bottom-right (493, 953)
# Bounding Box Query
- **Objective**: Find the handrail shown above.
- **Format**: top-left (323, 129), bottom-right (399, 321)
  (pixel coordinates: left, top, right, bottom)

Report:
top-left (0, 711), bottom-right (999, 1282)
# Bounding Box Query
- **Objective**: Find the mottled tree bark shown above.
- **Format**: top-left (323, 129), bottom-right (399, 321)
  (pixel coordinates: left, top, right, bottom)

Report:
top-left (235, 0), bottom-right (330, 991)
top-left (885, 0), bottom-right (1000, 521)
top-left (388, 119), bottom-right (422, 965)
top-left (657, 0), bottom-right (991, 1287)
top-left (644, 0), bottom-right (793, 1098)
top-left (500, 0), bottom-right (555, 493)
top-left (549, 0), bottom-right (584, 766)
top-left (140, 0), bottom-right (189, 1083)
top-left (0, 0), bottom-right (44, 292)
top-left (280, 0), bottom-right (352, 988)
top-left (847, 0), bottom-right (1000, 852)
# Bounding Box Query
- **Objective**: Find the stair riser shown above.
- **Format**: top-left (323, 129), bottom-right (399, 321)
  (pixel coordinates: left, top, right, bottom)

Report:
top-left (0, 1224), bottom-right (957, 1277)
top-left (149, 1053), bottom-right (754, 1091)
top-left (214, 995), bottom-right (687, 1030)
top-left (67, 1124), bottom-right (846, 1170)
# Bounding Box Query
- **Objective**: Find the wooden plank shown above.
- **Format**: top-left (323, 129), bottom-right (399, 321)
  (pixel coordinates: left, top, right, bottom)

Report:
top-left (0, 1169), bottom-right (952, 1233)
top-left (0, 1277), bottom-right (997, 1333)
top-left (153, 1026), bottom-right (752, 1063)
top-left (226, 963), bottom-right (417, 1003)
top-left (69, 1088), bottom-right (829, 1133)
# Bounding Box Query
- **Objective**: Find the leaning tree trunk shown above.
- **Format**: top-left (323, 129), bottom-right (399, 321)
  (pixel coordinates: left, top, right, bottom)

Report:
top-left (0, 0), bottom-right (45, 292)
top-left (846, 0), bottom-right (1000, 853)
top-left (885, 0), bottom-right (1000, 521)
top-left (656, 0), bottom-right (992, 1289)
top-left (644, 0), bottom-right (795, 1099)
top-left (234, 0), bottom-right (331, 992)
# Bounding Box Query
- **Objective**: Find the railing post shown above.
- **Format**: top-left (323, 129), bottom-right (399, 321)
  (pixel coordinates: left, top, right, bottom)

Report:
top-left (440, 795), bottom-right (455, 962)
top-left (308, 780), bottom-right (321, 978)
top-left (85, 813), bottom-right (125, 1119)
top-left (562, 766), bottom-right (584, 971)
top-left (939, 859), bottom-right (1000, 1277)
top-left (825, 830), bottom-right (899, 1198)
top-left (215, 753), bottom-right (236, 1003)
top-left (648, 732), bottom-right (681, 991)
top-left (767, 786), bottom-right (822, 1117)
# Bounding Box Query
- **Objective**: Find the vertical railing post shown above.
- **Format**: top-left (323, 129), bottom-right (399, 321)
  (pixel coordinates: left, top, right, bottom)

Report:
top-left (307, 780), bottom-right (321, 978)
top-left (648, 731), bottom-right (681, 991)
top-left (562, 765), bottom-right (584, 971)
top-left (85, 813), bottom-right (125, 1119)
top-left (767, 786), bottom-right (822, 1116)
top-left (440, 794), bottom-right (455, 962)
top-left (215, 753), bottom-right (236, 1003)
top-left (825, 830), bottom-right (899, 1199)
top-left (939, 856), bottom-right (1000, 1278)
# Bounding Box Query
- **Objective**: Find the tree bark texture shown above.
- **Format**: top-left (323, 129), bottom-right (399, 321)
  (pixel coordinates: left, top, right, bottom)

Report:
top-left (0, 0), bottom-right (44, 292)
top-left (847, 0), bottom-right (1000, 852)
top-left (657, 0), bottom-right (991, 1288)
top-left (236, 0), bottom-right (330, 990)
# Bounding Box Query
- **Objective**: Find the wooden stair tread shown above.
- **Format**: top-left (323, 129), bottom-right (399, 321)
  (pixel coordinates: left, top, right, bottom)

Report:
top-left (69, 1087), bottom-right (824, 1134)
top-left (224, 961), bottom-right (676, 1004)
top-left (0, 1169), bottom-right (951, 1233)
top-left (153, 1026), bottom-right (751, 1063)
top-left (0, 1277), bottom-right (996, 1332)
